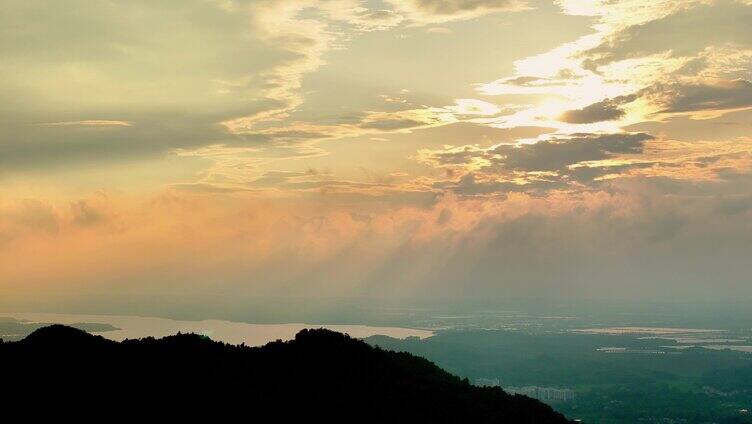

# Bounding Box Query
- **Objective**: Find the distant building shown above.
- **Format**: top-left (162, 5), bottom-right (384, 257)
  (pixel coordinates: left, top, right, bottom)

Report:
top-left (597, 347), bottom-right (627, 353)
top-left (505, 386), bottom-right (575, 403)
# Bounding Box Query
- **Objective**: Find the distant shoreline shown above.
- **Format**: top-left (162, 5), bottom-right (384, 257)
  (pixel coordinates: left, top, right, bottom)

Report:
top-left (0, 312), bottom-right (434, 346)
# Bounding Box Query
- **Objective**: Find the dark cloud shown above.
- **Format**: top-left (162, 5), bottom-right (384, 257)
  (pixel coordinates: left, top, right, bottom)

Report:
top-left (504, 76), bottom-right (543, 86)
top-left (646, 79), bottom-right (752, 114)
top-left (0, 0), bottom-right (335, 169)
top-left (422, 145), bottom-right (485, 165)
top-left (436, 208), bottom-right (453, 225)
top-left (355, 9), bottom-right (404, 28)
top-left (422, 133), bottom-right (654, 194)
top-left (584, 2), bottom-right (752, 67)
top-left (388, 0), bottom-right (528, 23)
top-left (0, 113), bottom-right (235, 169)
top-left (716, 195), bottom-right (752, 216)
top-left (489, 70), bottom-right (580, 89)
top-left (356, 177), bottom-right (752, 304)
top-left (408, 0), bottom-right (524, 15)
top-left (70, 200), bottom-right (108, 227)
top-left (559, 95), bottom-right (637, 124)
top-left (490, 133), bottom-right (651, 172)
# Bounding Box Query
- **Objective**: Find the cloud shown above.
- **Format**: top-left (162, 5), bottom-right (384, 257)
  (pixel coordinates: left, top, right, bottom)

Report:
top-left (238, 169), bottom-right (404, 196)
top-left (3, 0), bottom-right (752, 314)
top-left (181, 105), bottom-right (463, 188)
top-left (570, 1), bottom-right (752, 122)
top-left (583, 1), bottom-right (752, 68)
top-left (224, 107), bottom-right (457, 141)
top-left (5, 178), bottom-right (752, 311)
top-left (559, 95), bottom-right (637, 124)
top-left (0, 1), bottom-right (294, 167)
top-left (421, 132), bottom-right (651, 178)
top-left (349, 8), bottom-right (405, 30)
top-left (415, 132), bottom-right (659, 196)
top-left (0, 200), bottom-right (60, 238)
top-left (645, 79), bottom-right (752, 117)
top-left (0, 0), bottom-right (409, 169)
top-left (70, 197), bottom-right (110, 228)
top-left (386, 0), bottom-right (529, 23)
top-left (431, 171), bottom-right (564, 195)
top-left (447, 99), bottom-right (501, 116)
top-left (421, 134), bottom-right (752, 197)
top-left (474, 0), bottom-right (752, 135)
top-left (38, 120), bottom-right (133, 128)
top-left (426, 26), bottom-right (452, 34)
top-left (716, 194), bottom-right (752, 216)
top-left (494, 133), bottom-right (650, 171)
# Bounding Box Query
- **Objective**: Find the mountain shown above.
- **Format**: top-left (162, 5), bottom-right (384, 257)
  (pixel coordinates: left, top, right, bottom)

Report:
top-left (0, 325), bottom-right (574, 422)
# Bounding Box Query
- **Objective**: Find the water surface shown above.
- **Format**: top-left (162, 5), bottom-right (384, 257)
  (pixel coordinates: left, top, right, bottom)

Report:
top-left (3, 312), bottom-right (433, 346)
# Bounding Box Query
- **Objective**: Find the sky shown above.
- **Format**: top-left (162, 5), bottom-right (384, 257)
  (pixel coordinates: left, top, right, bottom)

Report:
top-left (1, 0), bottom-right (752, 317)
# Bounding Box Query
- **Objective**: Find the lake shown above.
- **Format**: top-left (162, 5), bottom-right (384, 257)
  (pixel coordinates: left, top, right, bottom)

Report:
top-left (2, 312), bottom-right (433, 346)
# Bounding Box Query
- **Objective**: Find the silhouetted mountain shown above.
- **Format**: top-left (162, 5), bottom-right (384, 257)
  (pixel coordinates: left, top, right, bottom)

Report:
top-left (0, 317), bottom-right (119, 341)
top-left (0, 325), bottom-right (574, 422)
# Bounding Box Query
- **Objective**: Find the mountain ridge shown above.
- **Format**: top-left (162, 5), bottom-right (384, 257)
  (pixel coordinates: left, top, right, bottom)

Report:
top-left (0, 325), bottom-right (575, 422)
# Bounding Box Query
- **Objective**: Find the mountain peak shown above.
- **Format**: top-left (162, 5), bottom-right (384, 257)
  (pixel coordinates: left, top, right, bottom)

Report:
top-left (21, 324), bottom-right (107, 346)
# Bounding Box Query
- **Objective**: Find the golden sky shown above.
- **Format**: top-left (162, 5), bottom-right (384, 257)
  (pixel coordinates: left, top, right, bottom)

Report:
top-left (2, 0), bottom-right (752, 312)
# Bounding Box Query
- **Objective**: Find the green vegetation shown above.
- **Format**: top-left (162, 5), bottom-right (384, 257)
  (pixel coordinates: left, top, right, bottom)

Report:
top-left (559, 383), bottom-right (752, 424)
top-left (366, 330), bottom-right (752, 423)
